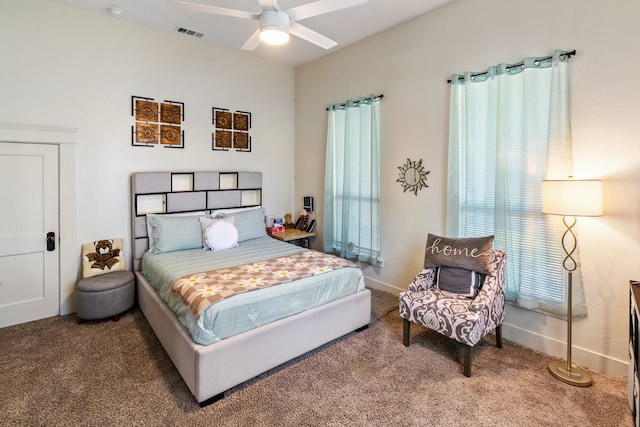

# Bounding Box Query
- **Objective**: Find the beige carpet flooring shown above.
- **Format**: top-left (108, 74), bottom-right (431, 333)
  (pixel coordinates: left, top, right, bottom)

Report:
top-left (0, 288), bottom-right (632, 426)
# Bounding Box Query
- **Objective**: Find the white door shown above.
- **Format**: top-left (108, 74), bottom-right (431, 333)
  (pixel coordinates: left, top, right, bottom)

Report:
top-left (0, 142), bottom-right (59, 327)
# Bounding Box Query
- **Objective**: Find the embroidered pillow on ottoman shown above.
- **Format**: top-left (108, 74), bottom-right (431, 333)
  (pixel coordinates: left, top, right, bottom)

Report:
top-left (81, 238), bottom-right (125, 278)
top-left (423, 233), bottom-right (494, 274)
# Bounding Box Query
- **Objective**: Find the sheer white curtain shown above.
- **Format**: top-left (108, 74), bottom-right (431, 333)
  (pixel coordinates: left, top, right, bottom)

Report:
top-left (447, 50), bottom-right (585, 317)
top-left (324, 97), bottom-right (381, 266)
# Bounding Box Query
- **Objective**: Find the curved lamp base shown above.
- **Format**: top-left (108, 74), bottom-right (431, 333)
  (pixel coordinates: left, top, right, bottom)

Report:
top-left (548, 360), bottom-right (592, 387)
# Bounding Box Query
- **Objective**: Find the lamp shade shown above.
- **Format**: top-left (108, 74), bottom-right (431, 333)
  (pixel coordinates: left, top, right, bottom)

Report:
top-left (541, 179), bottom-right (603, 217)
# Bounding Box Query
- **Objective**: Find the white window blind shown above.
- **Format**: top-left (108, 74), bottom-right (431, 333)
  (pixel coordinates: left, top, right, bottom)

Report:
top-left (324, 97), bottom-right (381, 266)
top-left (447, 51), bottom-right (585, 316)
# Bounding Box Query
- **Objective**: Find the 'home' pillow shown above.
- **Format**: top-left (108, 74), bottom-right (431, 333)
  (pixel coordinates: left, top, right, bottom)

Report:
top-left (435, 266), bottom-right (486, 298)
top-left (423, 233), bottom-right (494, 274)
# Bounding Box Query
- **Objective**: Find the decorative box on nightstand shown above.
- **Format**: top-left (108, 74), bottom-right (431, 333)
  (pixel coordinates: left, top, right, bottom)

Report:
top-left (269, 224), bottom-right (285, 234)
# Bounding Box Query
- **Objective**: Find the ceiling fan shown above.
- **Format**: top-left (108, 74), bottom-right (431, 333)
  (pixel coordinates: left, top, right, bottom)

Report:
top-left (175, 0), bottom-right (368, 50)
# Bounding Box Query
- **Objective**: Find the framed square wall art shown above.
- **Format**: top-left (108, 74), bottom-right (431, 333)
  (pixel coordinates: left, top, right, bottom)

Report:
top-left (214, 130), bottom-right (232, 150)
top-left (135, 122), bottom-right (158, 144)
top-left (132, 96), bottom-right (184, 148)
top-left (233, 132), bottom-right (249, 150)
top-left (161, 125), bottom-right (182, 147)
top-left (161, 102), bottom-right (181, 124)
top-left (215, 110), bottom-right (233, 129)
top-left (212, 107), bottom-right (252, 152)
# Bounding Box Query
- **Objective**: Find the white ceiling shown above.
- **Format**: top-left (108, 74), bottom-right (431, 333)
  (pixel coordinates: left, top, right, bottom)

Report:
top-left (46, 0), bottom-right (453, 67)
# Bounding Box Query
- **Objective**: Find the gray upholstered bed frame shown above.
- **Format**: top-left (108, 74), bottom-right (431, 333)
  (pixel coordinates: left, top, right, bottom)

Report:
top-left (131, 171), bottom-right (371, 406)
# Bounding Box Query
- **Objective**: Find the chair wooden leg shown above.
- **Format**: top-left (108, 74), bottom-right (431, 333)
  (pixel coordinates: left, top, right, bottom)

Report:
top-left (464, 345), bottom-right (472, 377)
top-left (403, 319), bottom-right (410, 347)
top-left (496, 324), bottom-right (503, 348)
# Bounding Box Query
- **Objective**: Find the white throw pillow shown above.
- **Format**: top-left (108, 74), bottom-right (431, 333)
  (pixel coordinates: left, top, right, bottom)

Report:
top-left (205, 221), bottom-right (239, 252)
top-left (199, 216), bottom-right (234, 247)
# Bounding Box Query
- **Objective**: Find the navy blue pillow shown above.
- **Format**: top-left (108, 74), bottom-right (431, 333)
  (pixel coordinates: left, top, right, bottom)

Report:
top-left (435, 266), bottom-right (486, 298)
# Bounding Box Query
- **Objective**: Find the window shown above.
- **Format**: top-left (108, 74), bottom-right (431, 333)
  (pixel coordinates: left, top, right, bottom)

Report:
top-left (446, 50), bottom-right (585, 316)
top-left (323, 96), bottom-right (381, 266)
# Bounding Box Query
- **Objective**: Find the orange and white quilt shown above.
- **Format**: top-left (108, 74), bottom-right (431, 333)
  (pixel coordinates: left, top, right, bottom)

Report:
top-left (171, 250), bottom-right (357, 318)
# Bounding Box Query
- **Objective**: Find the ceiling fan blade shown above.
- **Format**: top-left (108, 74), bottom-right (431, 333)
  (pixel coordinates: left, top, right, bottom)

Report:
top-left (241, 28), bottom-right (263, 51)
top-left (175, 1), bottom-right (259, 20)
top-left (286, 0), bottom-right (367, 21)
top-left (257, 0), bottom-right (278, 10)
top-left (289, 22), bottom-right (337, 50)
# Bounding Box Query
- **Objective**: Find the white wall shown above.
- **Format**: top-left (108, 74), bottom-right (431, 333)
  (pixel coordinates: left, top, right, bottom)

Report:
top-left (1, 0), bottom-right (296, 312)
top-left (295, 0), bottom-right (640, 377)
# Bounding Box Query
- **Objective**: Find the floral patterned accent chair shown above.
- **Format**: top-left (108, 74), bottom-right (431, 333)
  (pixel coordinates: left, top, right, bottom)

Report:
top-left (399, 234), bottom-right (506, 377)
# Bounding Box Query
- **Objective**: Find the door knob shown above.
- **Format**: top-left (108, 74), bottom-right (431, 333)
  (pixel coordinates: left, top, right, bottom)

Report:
top-left (47, 232), bottom-right (55, 251)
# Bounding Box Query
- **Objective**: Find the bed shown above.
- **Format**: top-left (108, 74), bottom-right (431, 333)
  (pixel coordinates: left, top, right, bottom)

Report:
top-left (131, 171), bottom-right (371, 406)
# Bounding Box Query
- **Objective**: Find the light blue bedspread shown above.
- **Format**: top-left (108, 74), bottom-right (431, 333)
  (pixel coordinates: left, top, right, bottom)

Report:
top-left (141, 236), bottom-right (365, 345)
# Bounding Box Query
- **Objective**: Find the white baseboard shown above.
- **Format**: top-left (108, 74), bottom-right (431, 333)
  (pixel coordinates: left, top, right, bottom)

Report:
top-left (364, 276), bottom-right (629, 379)
top-left (502, 322), bottom-right (628, 379)
top-left (364, 277), bottom-right (403, 295)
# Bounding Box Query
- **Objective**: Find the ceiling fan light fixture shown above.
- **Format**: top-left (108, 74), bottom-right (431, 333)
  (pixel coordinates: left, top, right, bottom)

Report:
top-left (259, 10), bottom-right (290, 45)
top-left (260, 28), bottom-right (289, 45)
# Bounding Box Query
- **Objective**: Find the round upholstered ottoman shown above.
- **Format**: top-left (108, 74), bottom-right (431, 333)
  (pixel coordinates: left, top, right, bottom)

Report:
top-left (76, 270), bottom-right (135, 322)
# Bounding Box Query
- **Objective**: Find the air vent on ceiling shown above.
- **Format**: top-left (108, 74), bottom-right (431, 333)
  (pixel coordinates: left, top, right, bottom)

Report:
top-left (176, 27), bottom-right (205, 38)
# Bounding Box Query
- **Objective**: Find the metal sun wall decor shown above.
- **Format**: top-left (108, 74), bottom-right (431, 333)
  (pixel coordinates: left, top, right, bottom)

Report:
top-left (212, 107), bottom-right (252, 152)
top-left (397, 158), bottom-right (430, 195)
top-left (131, 96), bottom-right (185, 148)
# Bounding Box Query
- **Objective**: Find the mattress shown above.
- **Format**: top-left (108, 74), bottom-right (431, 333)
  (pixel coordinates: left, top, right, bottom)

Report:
top-left (141, 236), bottom-right (365, 345)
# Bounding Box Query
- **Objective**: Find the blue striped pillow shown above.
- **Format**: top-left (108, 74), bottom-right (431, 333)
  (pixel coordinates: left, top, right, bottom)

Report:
top-left (148, 214), bottom-right (204, 254)
top-left (213, 207), bottom-right (266, 242)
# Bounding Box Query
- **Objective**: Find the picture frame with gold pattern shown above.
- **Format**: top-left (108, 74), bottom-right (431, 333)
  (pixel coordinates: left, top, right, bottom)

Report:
top-left (213, 130), bottom-right (232, 150)
top-left (212, 107), bottom-right (252, 152)
top-left (214, 109), bottom-right (232, 129)
top-left (160, 102), bottom-right (182, 124)
top-left (160, 125), bottom-right (183, 147)
top-left (132, 96), bottom-right (185, 148)
top-left (233, 112), bottom-right (250, 131)
top-left (134, 99), bottom-right (158, 122)
top-left (134, 122), bottom-right (158, 145)
top-left (233, 131), bottom-right (250, 151)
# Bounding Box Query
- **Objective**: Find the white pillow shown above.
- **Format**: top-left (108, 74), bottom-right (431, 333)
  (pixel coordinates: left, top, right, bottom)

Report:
top-left (199, 216), bottom-right (234, 247)
top-left (205, 221), bottom-right (239, 252)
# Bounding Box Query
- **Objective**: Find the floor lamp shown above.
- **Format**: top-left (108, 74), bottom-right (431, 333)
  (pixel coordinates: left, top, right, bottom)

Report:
top-left (541, 179), bottom-right (603, 387)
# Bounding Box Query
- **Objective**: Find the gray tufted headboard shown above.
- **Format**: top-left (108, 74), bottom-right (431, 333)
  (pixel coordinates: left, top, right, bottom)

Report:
top-left (130, 171), bottom-right (262, 271)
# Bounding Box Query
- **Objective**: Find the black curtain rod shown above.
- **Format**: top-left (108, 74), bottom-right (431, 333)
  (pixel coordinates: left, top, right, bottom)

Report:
top-left (446, 50), bottom-right (576, 84)
top-left (326, 94), bottom-right (384, 111)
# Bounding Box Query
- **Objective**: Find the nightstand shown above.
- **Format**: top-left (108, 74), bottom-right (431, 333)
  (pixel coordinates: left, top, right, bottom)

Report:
top-left (268, 228), bottom-right (316, 248)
